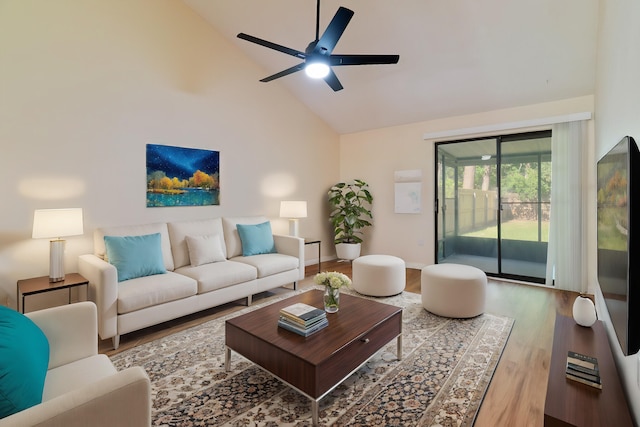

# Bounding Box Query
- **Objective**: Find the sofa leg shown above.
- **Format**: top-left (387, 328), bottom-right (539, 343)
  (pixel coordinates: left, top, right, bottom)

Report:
top-left (112, 335), bottom-right (120, 350)
top-left (247, 295), bottom-right (252, 306)
top-left (293, 281), bottom-right (298, 291)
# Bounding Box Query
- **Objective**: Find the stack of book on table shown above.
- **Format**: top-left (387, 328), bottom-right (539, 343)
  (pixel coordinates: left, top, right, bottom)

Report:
top-left (566, 350), bottom-right (601, 390)
top-left (278, 303), bottom-right (328, 337)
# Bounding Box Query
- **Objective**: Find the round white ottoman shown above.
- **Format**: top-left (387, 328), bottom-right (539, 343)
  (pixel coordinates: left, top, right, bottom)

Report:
top-left (352, 255), bottom-right (406, 297)
top-left (421, 263), bottom-right (486, 318)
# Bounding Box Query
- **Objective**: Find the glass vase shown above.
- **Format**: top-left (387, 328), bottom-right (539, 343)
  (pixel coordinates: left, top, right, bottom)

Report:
top-left (324, 285), bottom-right (340, 313)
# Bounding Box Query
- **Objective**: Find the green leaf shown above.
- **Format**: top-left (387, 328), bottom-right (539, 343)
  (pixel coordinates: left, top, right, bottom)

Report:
top-left (327, 179), bottom-right (373, 244)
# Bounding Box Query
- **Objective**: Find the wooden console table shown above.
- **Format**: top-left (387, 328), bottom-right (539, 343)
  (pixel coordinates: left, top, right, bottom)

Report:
top-left (544, 314), bottom-right (634, 427)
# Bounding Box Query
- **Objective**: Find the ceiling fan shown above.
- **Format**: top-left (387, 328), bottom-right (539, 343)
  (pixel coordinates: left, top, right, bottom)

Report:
top-left (237, 0), bottom-right (400, 91)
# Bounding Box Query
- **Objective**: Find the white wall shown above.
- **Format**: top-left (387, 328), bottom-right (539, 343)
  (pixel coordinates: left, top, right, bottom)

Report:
top-left (594, 0), bottom-right (640, 422)
top-left (340, 96), bottom-right (595, 269)
top-left (0, 0), bottom-right (340, 308)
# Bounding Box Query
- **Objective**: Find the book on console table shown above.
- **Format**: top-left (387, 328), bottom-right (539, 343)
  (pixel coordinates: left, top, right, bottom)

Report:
top-left (279, 303), bottom-right (326, 327)
top-left (278, 316), bottom-right (329, 337)
top-left (566, 350), bottom-right (602, 390)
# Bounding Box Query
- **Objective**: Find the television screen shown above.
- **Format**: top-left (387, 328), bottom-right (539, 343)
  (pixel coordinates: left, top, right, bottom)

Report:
top-left (597, 135), bottom-right (639, 356)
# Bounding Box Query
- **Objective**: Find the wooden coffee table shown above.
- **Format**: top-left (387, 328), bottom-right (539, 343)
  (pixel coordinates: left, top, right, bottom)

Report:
top-left (225, 289), bottom-right (403, 426)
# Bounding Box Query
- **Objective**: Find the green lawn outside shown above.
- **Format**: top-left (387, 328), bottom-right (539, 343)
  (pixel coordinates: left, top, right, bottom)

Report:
top-left (462, 220), bottom-right (549, 242)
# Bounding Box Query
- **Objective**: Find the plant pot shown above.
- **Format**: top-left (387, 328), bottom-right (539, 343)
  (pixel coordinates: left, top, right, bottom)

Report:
top-left (573, 294), bottom-right (597, 327)
top-left (335, 243), bottom-right (361, 260)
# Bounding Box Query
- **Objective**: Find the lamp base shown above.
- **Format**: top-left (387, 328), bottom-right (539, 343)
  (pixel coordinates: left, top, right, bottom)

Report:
top-left (289, 219), bottom-right (299, 237)
top-left (49, 239), bottom-right (66, 283)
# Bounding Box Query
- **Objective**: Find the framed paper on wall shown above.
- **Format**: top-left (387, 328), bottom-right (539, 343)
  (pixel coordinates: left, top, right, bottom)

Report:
top-left (394, 169), bottom-right (422, 214)
top-left (146, 144), bottom-right (220, 207)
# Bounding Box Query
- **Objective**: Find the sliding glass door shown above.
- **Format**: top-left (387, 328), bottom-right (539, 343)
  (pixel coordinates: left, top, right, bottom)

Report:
top-left (437, 138), bottom-right (499, 274)
top-left (499, 134), bottom-right (551, 280)
top-left (435, 131), bottom-right (551, 283)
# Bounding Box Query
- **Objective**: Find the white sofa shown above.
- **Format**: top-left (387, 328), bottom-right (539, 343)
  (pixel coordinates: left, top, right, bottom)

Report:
top-left (0, 302), bottom-right (151, 427)
top-left (78, 216), bottom-right (304, 349)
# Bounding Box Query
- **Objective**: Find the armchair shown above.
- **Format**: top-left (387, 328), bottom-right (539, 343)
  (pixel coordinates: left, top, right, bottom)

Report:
top-left (0, 302), bottom-right (151, 427)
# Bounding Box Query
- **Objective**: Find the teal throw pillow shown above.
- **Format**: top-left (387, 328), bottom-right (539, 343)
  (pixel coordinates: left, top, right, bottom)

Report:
top-left (236, 221), bottom-right (277, 256)
top-left (0, 306), bottom-right (50, 419)
top-left (104, 233), bottom-right (167, 282)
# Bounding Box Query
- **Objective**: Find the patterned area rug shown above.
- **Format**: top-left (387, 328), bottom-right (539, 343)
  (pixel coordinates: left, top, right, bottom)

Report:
top-left (111, 288), bottom-right (513, 426)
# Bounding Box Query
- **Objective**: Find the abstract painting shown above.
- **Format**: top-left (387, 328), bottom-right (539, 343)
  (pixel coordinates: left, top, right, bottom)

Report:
top-left (146, 144), bottom-right (220, 207)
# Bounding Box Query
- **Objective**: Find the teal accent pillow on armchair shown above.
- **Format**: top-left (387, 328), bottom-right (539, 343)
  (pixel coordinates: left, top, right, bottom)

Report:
top-left (104, 233), bottom-right (167, 282)
top-left (236, 221), bottom-right (277, 256)
top-left (0, 306), bottom-right (50, 419)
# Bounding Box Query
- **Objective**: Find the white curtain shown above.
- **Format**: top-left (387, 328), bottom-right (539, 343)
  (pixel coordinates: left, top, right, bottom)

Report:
top-left (545, 121), bottom-right (588, 291)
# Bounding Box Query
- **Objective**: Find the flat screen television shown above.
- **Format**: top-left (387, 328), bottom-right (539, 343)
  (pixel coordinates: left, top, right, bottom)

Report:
top-left (597, 135), bottom-right (640, 356)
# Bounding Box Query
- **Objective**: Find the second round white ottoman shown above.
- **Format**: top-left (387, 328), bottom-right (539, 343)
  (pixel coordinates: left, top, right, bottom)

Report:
top-left (352, 255), bottom-right (406, 297)
top-left (421, 263), bottom-right (486, 318)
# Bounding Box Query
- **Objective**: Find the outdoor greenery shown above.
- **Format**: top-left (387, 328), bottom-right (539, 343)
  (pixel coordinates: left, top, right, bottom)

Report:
top-left (463, 220), bottom-right (550, 242)
top-left (328, 179), bottom-right (373, 244)
top-left (443, 161), bottom-right (551, 203)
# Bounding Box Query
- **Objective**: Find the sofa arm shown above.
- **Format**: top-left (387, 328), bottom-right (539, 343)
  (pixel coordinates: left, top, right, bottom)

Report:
top-left (78, 254), bottom-right (118, 342)
top-left (273, 234), bottom-right (304, 280)
top-left (26, 302), bottom-right (97, 370)
top-left (0, 366), bottom-right (151, 427)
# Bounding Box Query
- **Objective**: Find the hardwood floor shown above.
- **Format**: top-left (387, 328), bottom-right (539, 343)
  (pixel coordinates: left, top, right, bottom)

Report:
top-left (101, 260), bottom-right (576, 427)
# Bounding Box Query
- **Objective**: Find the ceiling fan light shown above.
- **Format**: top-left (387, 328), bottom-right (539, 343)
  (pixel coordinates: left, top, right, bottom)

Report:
top-left (305, 62), bottom-right (330, 79)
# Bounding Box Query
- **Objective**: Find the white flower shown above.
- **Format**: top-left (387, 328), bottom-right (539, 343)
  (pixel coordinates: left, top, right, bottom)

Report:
top-left (314, 271), bottom-right (351, 289)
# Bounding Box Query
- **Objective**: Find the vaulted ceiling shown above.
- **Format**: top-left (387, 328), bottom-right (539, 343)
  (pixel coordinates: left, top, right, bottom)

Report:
top-left (183, 0), bottom-right (599, 134)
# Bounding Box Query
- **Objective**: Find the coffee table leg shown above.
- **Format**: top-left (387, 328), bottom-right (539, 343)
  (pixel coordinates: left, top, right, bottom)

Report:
top-left (311, 399), bottom-right (319, 426)
top-left (397, 334), bottom-right (402, 360)
top-left (225, 346), bottom-right (231, 371)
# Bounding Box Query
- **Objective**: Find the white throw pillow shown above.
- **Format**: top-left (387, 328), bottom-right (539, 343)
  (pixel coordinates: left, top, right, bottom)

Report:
top-left (185, 234), bottom-right (226, 267)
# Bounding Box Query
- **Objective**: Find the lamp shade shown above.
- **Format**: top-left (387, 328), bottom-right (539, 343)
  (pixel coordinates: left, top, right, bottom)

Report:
top-left (32, 208), bottom-right (84, 239)
top-left (280, 201), bottom-right (307, 219)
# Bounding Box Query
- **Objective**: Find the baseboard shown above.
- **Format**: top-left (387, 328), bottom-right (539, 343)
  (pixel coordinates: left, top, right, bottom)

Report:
top-left (308, 257), bottom-right (426, 271)
top-left (405, 262), bottom-right (427, 270)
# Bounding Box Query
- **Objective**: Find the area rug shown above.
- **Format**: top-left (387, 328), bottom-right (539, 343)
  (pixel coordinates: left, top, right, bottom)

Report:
top-left (110, 288), bottom-right (513, 426)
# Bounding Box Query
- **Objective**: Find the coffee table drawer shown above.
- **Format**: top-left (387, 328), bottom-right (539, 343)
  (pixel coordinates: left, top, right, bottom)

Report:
top-left (316, 310), bottom-right (402, 395)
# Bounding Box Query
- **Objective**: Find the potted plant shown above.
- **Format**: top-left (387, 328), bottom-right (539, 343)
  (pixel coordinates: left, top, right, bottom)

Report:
top-left (328, 179), bottom-right (373, 260)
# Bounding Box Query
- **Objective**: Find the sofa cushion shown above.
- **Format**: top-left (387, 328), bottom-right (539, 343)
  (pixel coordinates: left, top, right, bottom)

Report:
top-left (236, 221), bottom-right (277, 256)
top-left (176, 261), bottom-right (257, 294)
top-left (167, 218), bottom-right (226, 269)
top-left (117, 272), bottom-right (197, 314)
top-left (94, 223), bottom-right (174, 271)
top-left (104, 233), bottom-right (167, 282)
top-left (230, 253), bottom-right (299, 278)
top-left (186, 234), bottom-right (226, 267)
top-left (0, 306), bottom-right (49, 418)
top-left (42, 354), bottom-right (116, 401)
top-left (222, 216), bottom-right (270, 258)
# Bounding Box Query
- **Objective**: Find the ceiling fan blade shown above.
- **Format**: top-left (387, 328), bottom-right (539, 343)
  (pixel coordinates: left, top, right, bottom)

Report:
top-left (324, 69), bottom-right (344, 92)
top-left (330, 54), bottom-right (400, 66)
top-left (237, 33), bottom-right (305, 59)
top-left (259, 63), bottom-right (306, 82)
top-left (314, 7), bottom-right (354, 55)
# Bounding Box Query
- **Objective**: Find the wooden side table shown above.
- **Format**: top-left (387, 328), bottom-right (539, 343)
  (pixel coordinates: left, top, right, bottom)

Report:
top-left (303, 238), bottom-right (321, 274)
top-left (17, 273), bottom-right (89, 313)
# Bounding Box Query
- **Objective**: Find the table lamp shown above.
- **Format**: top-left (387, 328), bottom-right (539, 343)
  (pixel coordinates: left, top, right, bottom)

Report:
top-left (279, 201), bottom-right (307, 237)
top-left (32, 208), bottom-right (84, 282)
